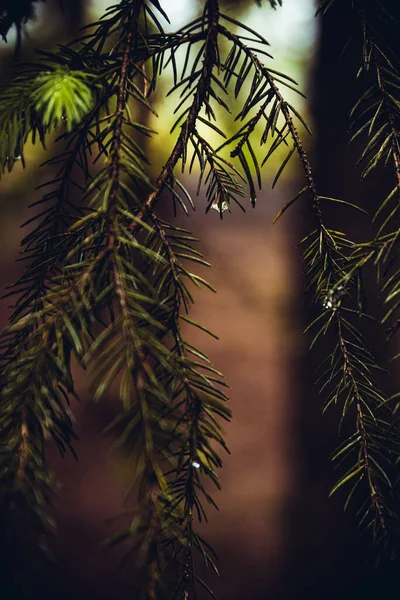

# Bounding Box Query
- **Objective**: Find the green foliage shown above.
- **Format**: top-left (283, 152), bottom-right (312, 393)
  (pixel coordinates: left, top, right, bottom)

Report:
top-left (0, 59), bottom-right (97, 172)
top-left (1, 0), bottom-right (400, 598)
top-left (32, 68), bottom-right (95, 132)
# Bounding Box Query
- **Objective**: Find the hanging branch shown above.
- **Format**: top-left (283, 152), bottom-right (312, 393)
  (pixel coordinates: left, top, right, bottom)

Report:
top-left (1, 0), bottom-right (232, 597)
top-left (312, 0), bottom-right (400, 555)
top-left (315, 2), bottom-right (400, 316)
top-left (94, 2), bottom-right (232, 596)
top-left (212, 19), bottom-right (399, 552)
top-left (0, 40), bottom-right (125, 585)
top-left (345, 2), bottom-right (400, 343)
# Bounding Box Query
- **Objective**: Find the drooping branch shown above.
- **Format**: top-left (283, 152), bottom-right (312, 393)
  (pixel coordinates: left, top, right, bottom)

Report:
top-left (215, 20), bottom-right (396, 550)
top-left (136, 0), bottom-right (221, 220)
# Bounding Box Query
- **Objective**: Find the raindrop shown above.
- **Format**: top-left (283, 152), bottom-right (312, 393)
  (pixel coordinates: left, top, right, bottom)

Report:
top-left (211, 200), bottom-right (229, 213)
top-left (322, 284), bottom-right (346, 310)
top-left (192, 461), bottom-right (200, 469)
top-left (323, 298), bottom-right (334, 310)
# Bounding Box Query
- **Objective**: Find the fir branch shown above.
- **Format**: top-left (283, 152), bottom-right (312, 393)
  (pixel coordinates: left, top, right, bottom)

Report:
top-left (314, 9), bottom-right (400, 525)
top-left (214, 21), bottom-right (397, 551)
top-left (0, 306), bottom-right (79, 587)
top-left (343, 2), bottom-right (400, 342)
top-left (13, 2), bottom-right (230, 597)
top-left (0, 25), bottom-right (129, 590)
top-left (96, 15), bottom-right (175, 593)
top-left (136, 0), bottom-right (221, 221)
top-left (95, 7), bottom-right (232, 593)
top-left (148, 214), bottom-right (230, 598)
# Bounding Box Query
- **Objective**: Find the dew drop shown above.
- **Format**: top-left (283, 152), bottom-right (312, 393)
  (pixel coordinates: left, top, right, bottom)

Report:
top-left (211, 200), bottom-right (229, 213)
top-left (323, 298), bottom-right (333, 310)
top-left (322, 285), bottom-right (346, 310)
top-left (192, 461), bottom-right (200, 469)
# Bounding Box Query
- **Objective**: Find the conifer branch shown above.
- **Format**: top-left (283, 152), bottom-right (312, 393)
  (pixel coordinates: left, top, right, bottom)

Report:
top-left (314, 0), bottom-right (400, 552)
top-left (149, 212), bottom-right (230, 598)
top-left (137, 0), bottom-right (221, 221)
top-left (216, 21), bottom-right (396, 551)
top-left (345, 1), bottom-right (400, 343)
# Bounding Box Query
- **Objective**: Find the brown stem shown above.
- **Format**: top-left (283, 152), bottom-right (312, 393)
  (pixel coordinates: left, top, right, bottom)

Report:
top-left (336, 315), bottom-right (388, 539)
top-left (16, 405), bottom-right (29, 481)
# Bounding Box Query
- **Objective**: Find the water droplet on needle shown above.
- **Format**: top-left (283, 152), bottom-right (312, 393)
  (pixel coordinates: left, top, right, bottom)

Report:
top-left (211, 200), bottom-right (229, 213)
top-left (322, 284), bottom-right (346, 310)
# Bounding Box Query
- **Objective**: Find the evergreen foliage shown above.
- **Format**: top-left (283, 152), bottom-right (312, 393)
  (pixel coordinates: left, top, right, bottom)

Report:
top-left (0, 0), bottom-right (399, 597)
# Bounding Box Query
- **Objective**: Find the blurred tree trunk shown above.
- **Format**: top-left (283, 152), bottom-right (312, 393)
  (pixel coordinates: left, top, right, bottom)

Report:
top-left (282, 3), bottom-right (400, 599)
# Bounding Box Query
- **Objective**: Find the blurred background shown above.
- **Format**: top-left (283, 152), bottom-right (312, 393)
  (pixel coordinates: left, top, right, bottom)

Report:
top-left (0, 0), bottom-right (399, 598)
